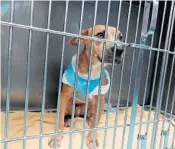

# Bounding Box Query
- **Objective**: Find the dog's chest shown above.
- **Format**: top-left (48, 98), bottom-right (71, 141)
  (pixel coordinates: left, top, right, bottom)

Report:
top-left (80, 63), bottom-right (102, 78)
top-left (62, 62), bottom-right (107, 101)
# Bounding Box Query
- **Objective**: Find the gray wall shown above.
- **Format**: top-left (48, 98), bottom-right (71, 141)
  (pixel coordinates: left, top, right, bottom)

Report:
top-left (1, 1), bottom-right (156, 111)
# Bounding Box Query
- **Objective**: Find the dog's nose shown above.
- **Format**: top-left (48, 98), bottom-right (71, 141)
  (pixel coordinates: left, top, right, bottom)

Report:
top-left (111, 46), bottom-right (115, 53)
top-left (118, 33), bottom-right (123, 40)
top-left (116, 49), bottom-right (124, 57)
top-left (111, 47), bottom-right (123, 53)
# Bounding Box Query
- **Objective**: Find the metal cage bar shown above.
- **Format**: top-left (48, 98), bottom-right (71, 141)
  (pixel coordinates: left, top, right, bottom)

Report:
top-left (127, 1), bottom-right (159, 149)
top-left (1, 116), bottom-right (175, 143)
top-left (1, 21), bottom-right (175, 55)
top-left (1, 115), bottom-right (175, 143)
top-left (22, 0), bottom-right (34, 148)
top-left (120, 1), bottom-right (138, 148)
top-left (159, 12), bottom-right (175, 149)
top-left (151, 2), bottom-right (175, 149)
top-left (93, 0), bottom-right (111, 148)
top-left (144, 1), bottom-right (171, 147)
top-left (102, 1), bottom-right (124, 149)
top-left (168, 77), bottom-right (175, 148)
top-left (69, 1), bottom-right (85, 149)
top-left (167, 47), bottom-right (175, 148)
top-left (136, 1), bottom-right (155, 148)
top-left (1, 1), bottom-right (175, 149)
top-left (111, 1), bottom-right (122, 148)
top-left (137, 34), bottom-right (155, 149)
top-left (136, 0), bottom-right (162, 147)
top-left (172, 118), bottom-right (175, 148)
top-left (4, 1), bottom-right (14, 149)
top-left (54, 1), bottom-right (69, 148)
top-left (39, 0), bottom-right (52, 148)
top-left (80, 0), bottom-right (99, 148)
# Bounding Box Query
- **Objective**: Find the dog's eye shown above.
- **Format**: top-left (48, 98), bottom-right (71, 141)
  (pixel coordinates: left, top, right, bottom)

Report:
top-left (96, 32), bottom-right (105, 39)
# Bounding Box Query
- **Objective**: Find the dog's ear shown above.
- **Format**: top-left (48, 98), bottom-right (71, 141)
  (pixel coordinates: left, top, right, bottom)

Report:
top-left (69, 29), bottom-right (89, 46)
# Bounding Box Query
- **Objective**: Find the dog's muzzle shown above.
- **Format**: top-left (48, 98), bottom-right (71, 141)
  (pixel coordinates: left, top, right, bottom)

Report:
top-left (97, 33), bottom-right (124, 64)
top-left (111, 46), bottom-right (124, 64)
top-left (103, 45), bottom-right (124, 64)
top-left (105, 33), bottom-right (124, 64)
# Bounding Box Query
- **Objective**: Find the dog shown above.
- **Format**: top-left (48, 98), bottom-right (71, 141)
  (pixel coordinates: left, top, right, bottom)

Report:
top-left (48, 25), bottom-right (124, 149)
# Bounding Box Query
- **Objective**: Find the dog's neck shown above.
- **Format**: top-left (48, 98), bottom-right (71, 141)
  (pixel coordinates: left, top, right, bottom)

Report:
top-left (78, 48), bottom-right (104, 78)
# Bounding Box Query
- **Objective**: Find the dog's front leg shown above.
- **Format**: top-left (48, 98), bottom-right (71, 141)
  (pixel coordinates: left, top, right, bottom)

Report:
top-left (86, 95), bottom-right (105, 149)
top-left (48, 84), bottom-right (73, 148)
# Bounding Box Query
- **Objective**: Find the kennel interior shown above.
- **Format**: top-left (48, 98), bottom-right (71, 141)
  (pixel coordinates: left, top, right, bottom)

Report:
top-left (1, 1), bottom-right (175, 149)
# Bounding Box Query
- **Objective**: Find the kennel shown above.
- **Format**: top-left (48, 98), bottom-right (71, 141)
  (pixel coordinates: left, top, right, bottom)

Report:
top-left (1, 0), bottom-right (175, 149)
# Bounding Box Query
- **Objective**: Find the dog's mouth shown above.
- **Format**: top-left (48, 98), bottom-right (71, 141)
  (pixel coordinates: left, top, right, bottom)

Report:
top-left (97, 48), bottom-right (124, 64)
top-left (97, 54), bottom-right (123, 64)
top-left (106, 54), bottom-right (123, 64)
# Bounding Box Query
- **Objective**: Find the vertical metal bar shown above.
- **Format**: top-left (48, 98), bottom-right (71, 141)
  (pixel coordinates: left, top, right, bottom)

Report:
top-left (159, 18), bottom-right (175, 149)
top-left (137, 8), bottom-right (158, 146)
top-left (151, 3), bottom-right (175, 149)
top-left (54, 0), bottom-right (69, 148)
top-left (137, 36), bottom-right (154, 149)
top-left (79, 0), bottom-right (98, 149)
top-left (22, 0), bottom-right (34, 148)
top-left (127, 1), bottom-right (155, 148)
top-left (39, 0), bottom-right (52, 148)
top-left (127, 47), bottom-right (144, 149)
top-left (102, 1), bottom-right (123, 149)
top-left (91, 0), bottom-right (111, 148)
top-left (103, 2), bottom-right (122, 148)
top-left (137, 1), bottom-right (160, 144)
top-left (141, 1), bottom-right (151, 38)
top-left (81, 0), bottom-right (98, 148)
top-left (162, 130), bottom-right (169, 149)
top-left (141, 140), bottom-right (147, 149)
top-left (144, 0), bottom-right (168, 146)
top-left (69, 0), bottom-right (84, 148)
top-left (136, 2), bottom-right (155, 148)
top-left (139, 135), bottom-right (147, 149)
top-left (4, 1), bottom-right (14, 149)
top-left (167, 56), bottom-right (175, 148)
top-left (111, 1), bottom-right (122, 148)
top-left (127, 46), bottom-right (144, 149)
top-left (172, 126), bottom-right (175, 148)
top-left (112, 1), bottom-right (132, 149)
top-left (120, 1), bottom-right (141, 148)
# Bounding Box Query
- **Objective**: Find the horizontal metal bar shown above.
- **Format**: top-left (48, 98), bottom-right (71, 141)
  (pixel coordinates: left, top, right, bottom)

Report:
top-left (0, 21), bottom-right (127, 45)
top-left (145, 106), bottom-right (175, 119)
top-left (2, 106), bottom-right (175, 118)
top-left (1, 21), bottom-right (175, 55)
top-left (1, 116), bottom-right (175, 144)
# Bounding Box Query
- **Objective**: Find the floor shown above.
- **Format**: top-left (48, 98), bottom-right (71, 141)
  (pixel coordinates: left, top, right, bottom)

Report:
top-left (1, 105), bottom-right (175, 149)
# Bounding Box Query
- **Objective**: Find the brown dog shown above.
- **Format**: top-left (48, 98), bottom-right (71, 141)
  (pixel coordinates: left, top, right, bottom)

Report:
top-left (48, 25), bottom-right (124, 148)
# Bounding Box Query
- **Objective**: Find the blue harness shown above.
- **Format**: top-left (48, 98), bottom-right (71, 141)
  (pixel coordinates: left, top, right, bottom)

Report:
top-left (64, 62), bottom-right (107, 101)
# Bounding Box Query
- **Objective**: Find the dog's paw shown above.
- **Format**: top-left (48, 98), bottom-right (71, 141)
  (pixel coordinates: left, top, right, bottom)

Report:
top-left (48, 136), bottom-right (63, 148)
top-left (86, 132), bottom-right (99, 149)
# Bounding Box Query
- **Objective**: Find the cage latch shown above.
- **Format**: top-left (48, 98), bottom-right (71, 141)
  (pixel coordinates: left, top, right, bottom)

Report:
top-left (161, 130), bottom-right (171, 149)
top-left (141, 0), bottom-right (159, 43)
top-left (138, 134), bottom-right (147, 149)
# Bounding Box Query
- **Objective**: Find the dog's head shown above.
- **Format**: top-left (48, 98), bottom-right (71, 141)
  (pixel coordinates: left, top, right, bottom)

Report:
top-left (69, 25), bottom-right (124, 64)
